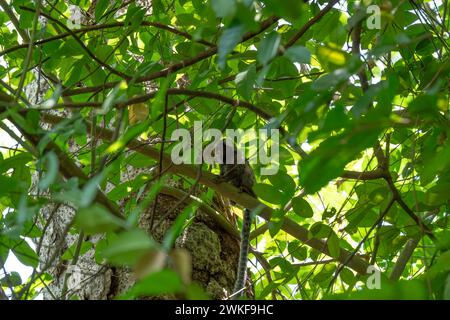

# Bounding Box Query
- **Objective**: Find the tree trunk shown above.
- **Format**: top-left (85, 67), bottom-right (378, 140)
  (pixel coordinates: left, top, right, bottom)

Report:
top-left (25, 2), bottom-right (241, 300)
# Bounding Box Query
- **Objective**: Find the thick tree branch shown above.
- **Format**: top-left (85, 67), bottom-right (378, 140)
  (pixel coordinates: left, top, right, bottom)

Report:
top-left (0, 94), bottom-right (122, 218)
top-left (52, 88), bottom-right (274, 120)
top-left (21, 132), bottom-right (123, 218)
top-left (0, 89), bottom-right (371, 274)
top-left (389, 238), bottom-right (419, 281)
top-left (340, 169), bottom-right (385, 180)
top-left (38, 112), bottom-right (371, 275)
top-left (159, 186), bottom-right (239, 240)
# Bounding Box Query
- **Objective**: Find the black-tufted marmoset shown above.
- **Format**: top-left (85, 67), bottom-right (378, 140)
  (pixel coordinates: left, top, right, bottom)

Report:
top-left (217, 140), bottom-right (256, 299)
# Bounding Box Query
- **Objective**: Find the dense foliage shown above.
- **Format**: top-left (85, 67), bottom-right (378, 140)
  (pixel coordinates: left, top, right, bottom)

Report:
top-left (0, 0), bottom-right (449, 300)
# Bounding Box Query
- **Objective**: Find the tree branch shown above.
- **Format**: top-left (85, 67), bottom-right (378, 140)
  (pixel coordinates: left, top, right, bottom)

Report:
top-left (38, 112), bottom-right (371, 275)
top-left (285, 0), bottom-right (340, 48)
top-left (0, 0), bottom-right (30, 42)
top-left (0, 88), bottom-right (371, 274)
top-left (350, 12), bottom-right (435, 240)
top-left (0, 15), bottom-right (216, 58)
top-left (19, 5), bottom-right (131, 80)
top-left (0, 95), bottom-right (123, 218)
top-left (340, 169), bottom-right (385, 180)
top-left (389, 238), bottom-right (419, 281)
top-left (62, 16), bottom-right (279, 96)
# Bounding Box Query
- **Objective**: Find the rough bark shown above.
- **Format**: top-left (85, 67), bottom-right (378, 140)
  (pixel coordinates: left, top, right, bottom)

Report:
top-left (24, 2), bottom-right (241, 300)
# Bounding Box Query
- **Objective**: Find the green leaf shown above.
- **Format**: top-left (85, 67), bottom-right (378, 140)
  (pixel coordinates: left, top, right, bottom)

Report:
top-left (299, 128), bottom-right (381, 194)
top-left (421, 142), bottom-right (450, 184)
top-left (284, 46), bottom-right (311, 64)
top-left (62, 241), bottom-right (92, 261)
top-left (176, 13), bottom-right (200, 27)
top-left (79, 173), bottom-right (106, 208)
top-left (235, 64), bottom-right (256, 100)
top-left (38, 151), bottom-right (59, 190)
top-left (121, 269), bottom-right (183, 299)
top-left (12, 240), bottom-right (38, 268)
top-left (128, 179), bottom-right (165, 227)
top-left (312, 68), bottom-right (351, 91)
top-left (38, 85), bottom-right (62, 109)
top-left (95, 0), bottom-right (110, 21)
top-left (327, 233), bottom-right (340, 259)
top-left (0, 271), bottom-right (22, 287)
top-left (253, 183), bottom-right (287, 205)
top-left (151, 75), bottom-right (173, 119)
top-left (316, 44), bottom-right (350, 71)
top-left (17, 8), bottom-right (33, 29)
top-left (340, 268), bottom-right (356, 286)
top-left (268, 209), bottom-right (285, 237)
top-left (257, 32), bottom-right (281, 66)
top-left (0, 152), bottom-right (32, 174)
top-left (102, 229), bottom-right (157, 265)
top-left (341, 279), bottom-right (428, 300)
top-left (314, 264), bottom-right (336, 283)
top-left (162, 203), bottom-right (196, 251)
top-left (185, 283), bottom-right (209, 300)
top-left (444, 274), bottom-right (450, 300)
top-left (288, 241), bottom-right (308, 260)
top-left (211, 0), bottom-right (236, 18)
top-left (428, 250), bottom-right (450, 279)
top-left (259, 0), bottom-right (305, 20)
top-left (292, 197), bottom-right (314, 218)
top-left (75, 204), bottom-right (125, 235)
top-left (0, 175), bottom-right (22, 198)
top-left (267, 170), bottom-right (296, 198)
top-left (309, 222), bottom-right (333, 239)
top-left (97, 82), bottom-right (124, 115)
top-left (218, 22), bottom-right (246, 69)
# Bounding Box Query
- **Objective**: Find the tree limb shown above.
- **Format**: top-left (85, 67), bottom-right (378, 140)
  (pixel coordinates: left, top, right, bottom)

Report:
top-left (389, 238), bottom-right (419, 281)
top-left (38, 112), bottom-right (371, 275)
top-left (61, 16), bottom-right (279, 96)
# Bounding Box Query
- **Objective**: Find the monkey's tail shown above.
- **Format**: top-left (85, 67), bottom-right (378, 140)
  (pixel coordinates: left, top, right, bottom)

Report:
top-left (232, 208), bottom-right (252, 299)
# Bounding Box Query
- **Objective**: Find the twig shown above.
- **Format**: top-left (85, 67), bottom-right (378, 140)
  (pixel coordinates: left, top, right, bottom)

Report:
top-left (327, 197), bottom-right (395, 293)
top-left (0, 0), bottom-right (30, 42)
top-left (149, 92), bottom-right (171, 230)
top-left (15, 1), bottom-right (41, 102)
top-left (62, 16), bottom-right (279, 96)
top-left (36, 112), bottom-right (371, 275)
top-left (285, 0), bottom-right (340, 48)
top-left (19, 5), bottom-right (131, 80)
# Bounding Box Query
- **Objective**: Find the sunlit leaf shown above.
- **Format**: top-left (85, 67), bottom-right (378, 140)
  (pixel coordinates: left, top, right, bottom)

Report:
top-left (292, 197), bottom-right (314, 218)
top-left (257, 32), bottom-right (281, 66)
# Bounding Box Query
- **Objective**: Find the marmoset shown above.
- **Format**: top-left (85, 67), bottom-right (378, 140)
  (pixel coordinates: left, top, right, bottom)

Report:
top-left (218, 140), bottom-right (256, 299)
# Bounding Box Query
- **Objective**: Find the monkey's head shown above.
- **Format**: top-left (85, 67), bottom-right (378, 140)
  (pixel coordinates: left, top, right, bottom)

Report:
top-left (216, 139), bottom-right (246, 166)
